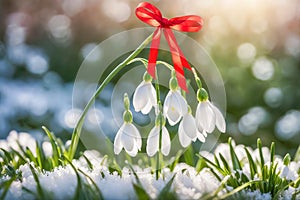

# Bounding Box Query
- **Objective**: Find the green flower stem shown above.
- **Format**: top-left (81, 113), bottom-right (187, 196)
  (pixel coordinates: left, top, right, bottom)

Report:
top-left (155, 70), bottom-right (162, 180)
top-left (67, 33), bottom-right (153, 160)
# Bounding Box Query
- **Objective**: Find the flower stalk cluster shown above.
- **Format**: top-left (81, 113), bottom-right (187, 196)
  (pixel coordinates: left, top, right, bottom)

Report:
top-left (114, 67), bottom-right (226, 157)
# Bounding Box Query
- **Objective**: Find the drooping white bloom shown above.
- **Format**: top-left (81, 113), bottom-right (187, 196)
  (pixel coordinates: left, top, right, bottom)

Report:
top-left (196, 100), bottom-right (226, 134)
top-left (133, 81), bottom-right (157, 115)
top-left (163, 90), bottom-right (188, 126)
top-left (114, 123), bottom-right (142, 157)
top-left (146, 125), bottom-right (171, 156)
top-left (178, 113), bottom-right (199, 147)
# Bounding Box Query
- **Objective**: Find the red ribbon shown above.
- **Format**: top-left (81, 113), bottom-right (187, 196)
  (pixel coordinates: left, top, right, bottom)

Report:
top-left (135, 2), bottom-right (203, 91)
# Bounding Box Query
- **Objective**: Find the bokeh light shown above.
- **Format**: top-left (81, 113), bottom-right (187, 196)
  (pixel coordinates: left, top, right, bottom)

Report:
top-left (0, 0), bottom-right (299, 154)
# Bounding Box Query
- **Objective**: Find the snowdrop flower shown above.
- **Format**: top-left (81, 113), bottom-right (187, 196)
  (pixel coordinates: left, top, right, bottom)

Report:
top-left (133, 72), bottom-right (157, 114)
top-left (114, 94), bottom-right (142, 157)
top-left (163, 75), bottom-right (188, 126)
top-left (178, 106), bottom-right (206, 148)
top-left (195, 88), bottom-right (226, 134)
top-left (146, 114), bottom-right (171, 156)
top-left (280, 166), bottom-right (297, 181)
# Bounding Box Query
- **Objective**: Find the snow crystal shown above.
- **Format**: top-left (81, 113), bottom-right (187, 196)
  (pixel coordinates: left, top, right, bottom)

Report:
top-left (1, 132), bottom-right (299, 200)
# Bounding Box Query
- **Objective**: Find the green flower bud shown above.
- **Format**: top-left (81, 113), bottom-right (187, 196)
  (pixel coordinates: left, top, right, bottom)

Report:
top-left (143, 72), bottom-right (152, 82)
top-left (197, 88), bottom-right (208, 102)
top-left (123, 110), bottom-right (133, 123)
top-left (169, 77), bottom-right (178, 91)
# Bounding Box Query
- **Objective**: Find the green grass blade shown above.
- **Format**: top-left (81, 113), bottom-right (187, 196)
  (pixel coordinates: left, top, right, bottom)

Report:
top-left (196, 154), bottom-right (226, 176)
top-left (244, 147), bottom-right (257, 180)
top-left (62, 157), bottom-right (82, 200)
top-left (157, 174), bottom-right (178, 200)
top-left (126, 162), bottom-right (151, 200)
top-left (132, 183), bottom-right (150, 200)
top-left (270, 142), bottom-right (275, 163)
top-left (42, 126), bottom-right (61, 167)
top-left (80, 153), bottom-right (93, 171)
top-left (28, 164), bottom-right (45, 199)
top-left (0, 178), bottom-right (14, 200)
top-left (195, 157), bottom-right (207, 173)
top-left (228, 137), bottom-right (242, 170)
top-left (219, 153), bottom-right (231, 174)
top-left (257, 138), bottom-right (264, 167)
top-left (293, 146), bottom-right (300, 162)
top-left (77, 168), bottom-right (104, 200)
top-left (283, 153), bottom-right (291, 166)
top-left (218, 180), bottom-right (261, 199)
top-left (169, 150), bottom-right (182, 172)
top-left (183, 145), bottom-right (195, 166)
top-left (35, 141), bottom-right (44, 169)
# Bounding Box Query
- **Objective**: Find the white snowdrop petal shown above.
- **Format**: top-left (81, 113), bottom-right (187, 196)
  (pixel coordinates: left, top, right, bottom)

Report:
top-left (211, 104), bottom-right (226, 133)
top-left (199, 101), bottom-right (216, 133)
top-left (197, 131), bottom-right (206, 143)
top-left (128, 123), bottom-right (142, 150)
top-left (133, 82), bottom-right (148, 112)
top-left (148, 83), bottom-right (157, 106)
top-left (164, 90), bottom-right (184, 126)
top-left (121, 124), bottom-right (135, 152)
top-left (161, 127), bottom-right (171, 156)
top-left (146, 126), bottom-right (160, 156)
top-left (114, 127), bottom-right (123, 154)
top-left (126, 146), bottom-right (138, 157)
top-left (182, 113), bottom-right (197, 139)
top-left (202, 130), bottom-right (207, 137)
top-left (141, 100), bottom-right (153, 115)
top-left (175, 91), bottom-right (188, 115)
top-left (166, 108), bottom-right (181, 126)
top-left (179, 121), bottom-right (192, 148)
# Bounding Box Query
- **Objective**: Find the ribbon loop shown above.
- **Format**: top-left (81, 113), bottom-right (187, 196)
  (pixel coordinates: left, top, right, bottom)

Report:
top-left (135, 2), bottom-right (203, 91)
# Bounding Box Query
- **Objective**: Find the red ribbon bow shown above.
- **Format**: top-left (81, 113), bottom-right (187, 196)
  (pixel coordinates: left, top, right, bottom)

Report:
top-left (135, 2), bottom-right (203, 91)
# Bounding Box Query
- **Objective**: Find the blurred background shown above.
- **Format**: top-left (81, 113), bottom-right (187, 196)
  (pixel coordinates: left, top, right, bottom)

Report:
top-left (0, 0), bottom-right (299, 155)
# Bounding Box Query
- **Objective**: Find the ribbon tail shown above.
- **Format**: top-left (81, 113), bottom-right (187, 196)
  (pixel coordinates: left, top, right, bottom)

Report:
top-left (163, 29), bottom-right (184, 75)
top-left (163, 29), bottom-right (189, 91)
top-left (147, 28), bottom-right (161, 79)
top-left (176, 72), bottom-right (188, 92)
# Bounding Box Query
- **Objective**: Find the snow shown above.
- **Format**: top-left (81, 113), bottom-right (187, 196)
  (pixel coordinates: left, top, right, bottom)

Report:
top-left (1, 131), bottom-right (299, 200)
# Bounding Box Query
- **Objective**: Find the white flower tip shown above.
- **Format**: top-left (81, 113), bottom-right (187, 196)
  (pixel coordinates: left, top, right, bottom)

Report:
top-left (197, 132), bottom-right (206, 143)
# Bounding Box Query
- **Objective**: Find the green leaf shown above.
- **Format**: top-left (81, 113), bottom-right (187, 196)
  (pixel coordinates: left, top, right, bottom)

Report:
top-left (0, 178), bottom-right (14, 200)
top-left (257, 138), bottom-right (265, 167)
top-left (244, 147), bottom-right (257, 179)
top-left (183, 145), bottom-right (195, 166)
top-left (196, 154), bottom-right (226, 176)
top-left (35, 141), bottom-right (45, 170)
top-left (218, 180), bottom-right (261, 199)
top-left (42, 126), bottom-right (62, 167)
top-left (228, 137), bottom-right (242, 170)
top-left (63, 156), bottom-right (104, 200)
top-left (219, 153), bottom-right (231, 174)
top-left (214, 154), bottom-right (221, 168)
top-left (293, 146), bottom-right (300, 162)
top-left (78, 168), bottom-right (104, 200)
top-left (81, 153), bottom-right (93, 171)
top-left (169, 150), bottom-right (182, 172)
top-left (270, 142), bottom-right (275, 163)
top-left (195, 157), bottom-right (207, 173)
top-left (133, 183), bottom-right (151, 200)
top-left (157, 175), bottom-right (178, 200)
top-left (28, 164), bottom-right (45, 199)
top-left (283, 153), bottom-right (291, 166)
